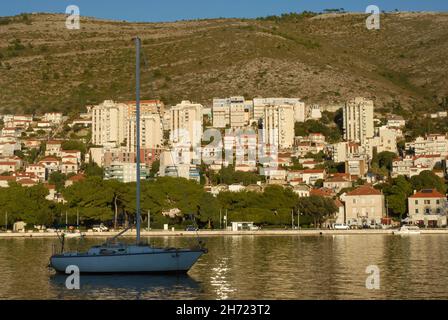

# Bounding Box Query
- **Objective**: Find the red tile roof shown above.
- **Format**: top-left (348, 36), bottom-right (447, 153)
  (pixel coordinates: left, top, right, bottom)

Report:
top-left (68, 173), bottom-right (85, 181)
top-left (346, 185), bottom-right (381, 196)
top-left (0, 176), bottom-right (15, 181)
top-left (303, 169), bottom-right (325, 174)
top-left (325, 176), bottom-right (350, 183)
top-left (311, 188), bottom-right (334, 197)
top-left (410, 189), bottom-right (445, 199)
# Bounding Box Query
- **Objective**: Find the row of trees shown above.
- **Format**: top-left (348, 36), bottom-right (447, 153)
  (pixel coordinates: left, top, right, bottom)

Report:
top-left (0, 177), bottom-right (338, 229)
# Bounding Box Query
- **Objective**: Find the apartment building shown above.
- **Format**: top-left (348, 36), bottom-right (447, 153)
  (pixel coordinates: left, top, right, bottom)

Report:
top-left (387, 115), bottom-right (406, 128)
top-left (406, 134), bottom-right (448, 157)
top-left (261, 105), bottom-right (294, 149)
top-left (253, 97), bottom-right (304, 122)
top-left (329, 141), bottom-right (360, 163)
top-left (127, 113), bottom-right (163, 152)
top-left (92, 99), bottom-right (165, 148)
top-left (345, 157), bottom-right (367, 177)
top-left (342, 97), bottom-right (374, 145)
top-left (212, 96), bottom-right (251, 128)
top-left (408, 189), bottom-right (447, 227)
top-left (104, 162), bottom-right (148, 183)
top-left (92, 100), bottom-right (128, 146)
top-left (170, 101), bottom-right (203, 148)
top-left (364, 126), bottom-right (398, 159)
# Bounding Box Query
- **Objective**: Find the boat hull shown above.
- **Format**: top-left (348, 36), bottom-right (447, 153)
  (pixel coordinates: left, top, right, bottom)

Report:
top-left (50, 250), bottom-right (204, 274)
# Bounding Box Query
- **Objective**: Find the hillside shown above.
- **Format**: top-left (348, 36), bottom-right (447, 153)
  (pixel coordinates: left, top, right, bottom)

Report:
top-left (0, 12), bottom-right (448, 117)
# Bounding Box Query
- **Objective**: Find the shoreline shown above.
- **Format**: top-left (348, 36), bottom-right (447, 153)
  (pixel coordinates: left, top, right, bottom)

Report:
top-left (1, 229), bottom-right (448, 238)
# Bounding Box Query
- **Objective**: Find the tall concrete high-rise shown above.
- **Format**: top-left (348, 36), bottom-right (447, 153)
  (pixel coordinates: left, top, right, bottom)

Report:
top-left (92, 100), bottom-right (165, 148)
top-left (170, 100), bottom-right (203, 148)
top-left (92, 100), bottom-right (128, 146)
top-left (127, 113), bottom-right (163, 152)
top-left (343, 97), bottom-right (374, 145)
top-left (261, 105), bottom-right (294, 149)
top-left (212, 96), bottom-right (250, 128)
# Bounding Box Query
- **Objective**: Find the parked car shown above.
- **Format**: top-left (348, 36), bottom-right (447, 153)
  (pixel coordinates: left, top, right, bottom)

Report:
top-left (185, 225), bottom-right (198, 231)
top-left (333, 223), bottom-right (350, 230)
top-left (92, 224), bottom-right (109, 232)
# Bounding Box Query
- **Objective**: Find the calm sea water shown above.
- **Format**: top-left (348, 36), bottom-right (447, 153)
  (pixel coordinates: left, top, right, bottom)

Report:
top-left (0, 235), bottom-right (447, 300)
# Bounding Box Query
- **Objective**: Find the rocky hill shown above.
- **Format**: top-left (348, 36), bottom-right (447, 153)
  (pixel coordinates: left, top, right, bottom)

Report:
top-left (0, 12), bottom-right (447, 116)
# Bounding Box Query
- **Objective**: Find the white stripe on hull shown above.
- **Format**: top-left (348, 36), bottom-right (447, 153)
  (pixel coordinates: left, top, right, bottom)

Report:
top-left (50, 251), bottom-right (203, 273)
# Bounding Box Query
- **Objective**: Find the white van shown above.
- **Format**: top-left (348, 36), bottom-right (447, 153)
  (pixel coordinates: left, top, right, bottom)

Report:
top-left (333, 223), bottom-right (350, 230)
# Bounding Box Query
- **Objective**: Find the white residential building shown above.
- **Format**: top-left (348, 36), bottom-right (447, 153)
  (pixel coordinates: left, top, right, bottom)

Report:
top-left (25, 164), bottom-right (46, 181)
top-left (406, 134), bottom-right (448, 157)
top-left (340, 185), bottom-right (385, 226)
top-left (170, 101), bottom-right (203, 148)
top-left (127, 113), bottom-right (163, 152)
top-left (43, 112), bottom-right (63, 124)
top-left (92, 100), bottom-right (128, 146)
top-left (261, 105), bottom-right (294, 149)
top-left (212, 96), bottom-right (249, 128)
top-left (253, 97), bottom-right (304, 121)
top-left (343, 97), bottom-right (374, 145)
top-left (408, 189), bottom-right (447, 227)
top-left (104, 162), bottom-right (148, 183)
top-left (364, 126), bottom-right (398, 159)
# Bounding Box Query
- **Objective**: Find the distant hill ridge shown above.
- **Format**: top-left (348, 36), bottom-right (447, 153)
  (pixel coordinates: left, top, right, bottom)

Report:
top-left (0, 12), bottom-right (447, 118)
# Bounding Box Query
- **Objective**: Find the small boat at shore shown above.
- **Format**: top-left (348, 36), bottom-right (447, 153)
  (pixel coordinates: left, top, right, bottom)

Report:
top-left (393, 225), bottom-right (421, 235)
top-left (62, 230), bottom-right (85, 239)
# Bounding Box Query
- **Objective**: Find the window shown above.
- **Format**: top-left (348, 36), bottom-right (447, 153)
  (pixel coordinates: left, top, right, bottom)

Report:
top-left (424, 200), bottom-right (430, 205)
top-left (415, 209), bottom-right (419, 214)
top-left (436, 200), bottom-right (440, 205)
top-left (415, 200), bottom-right (418, 205)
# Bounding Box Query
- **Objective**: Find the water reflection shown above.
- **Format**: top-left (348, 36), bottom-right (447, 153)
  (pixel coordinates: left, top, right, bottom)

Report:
top-left (1, 235), bottom-right (448, 299)
top-left (49, 273), bottom-right (201, 300)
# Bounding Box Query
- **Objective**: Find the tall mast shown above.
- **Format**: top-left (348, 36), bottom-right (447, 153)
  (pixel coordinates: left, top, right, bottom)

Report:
top-left (134, 37), bottom-right (141, 244)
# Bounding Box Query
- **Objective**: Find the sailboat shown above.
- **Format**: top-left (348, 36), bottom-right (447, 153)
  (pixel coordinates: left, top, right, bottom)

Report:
top-left (49, 37), bottom-right (206, 274)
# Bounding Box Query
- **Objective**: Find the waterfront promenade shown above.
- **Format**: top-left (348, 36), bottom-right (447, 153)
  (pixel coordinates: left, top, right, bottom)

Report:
top-left (1, 228), bottom-right (448, 238)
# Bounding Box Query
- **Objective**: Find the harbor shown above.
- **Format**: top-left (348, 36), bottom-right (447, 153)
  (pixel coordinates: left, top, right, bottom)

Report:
top-left (2, 228), bottom-right (448, 238)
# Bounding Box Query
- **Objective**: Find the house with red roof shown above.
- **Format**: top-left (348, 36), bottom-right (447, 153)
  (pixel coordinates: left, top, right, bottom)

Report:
top-left (340, 185), bottom-right (385, 227)
top-left (25, 163), bottom-right (46, 181)
top-left (301, 169), bottom-right (326, 185)
top-left (0, 161), bottom-right (19, 174)
top-left (17, 178), bottom-right (38, 187)
top-left (38, 157), bottom-right (60, 174)
top-left (45, 140), bottom-right (63, 157)
top-left (323, 175), bottom-right (353, 193)
top-left (408, 189), bottom-right (447, 227)
top-left (0, 176), bottom-right (16, 187)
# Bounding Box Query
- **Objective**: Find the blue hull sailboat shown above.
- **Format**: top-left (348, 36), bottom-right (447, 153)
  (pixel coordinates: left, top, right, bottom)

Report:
top-left (50, 37), bottom-right (206, 274)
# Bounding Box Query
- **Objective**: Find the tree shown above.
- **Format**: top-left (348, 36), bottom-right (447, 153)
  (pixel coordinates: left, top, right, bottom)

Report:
top-left (371, 151), bottom-right (396, 175)
top-left (410, 171), bottom-right (447, 194)
top-left (61, 140), bottom-right (86, 155)
top-left (82, 162), bottom-right (103, 177)
top-left (149, 160), bottom-right (160, 178)
top-left (48, 171), bottom-right (67, 191)
top-left (0, 183), bottom-right (55, 226)
top-left (297, 196), bottom-right (337, 228)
